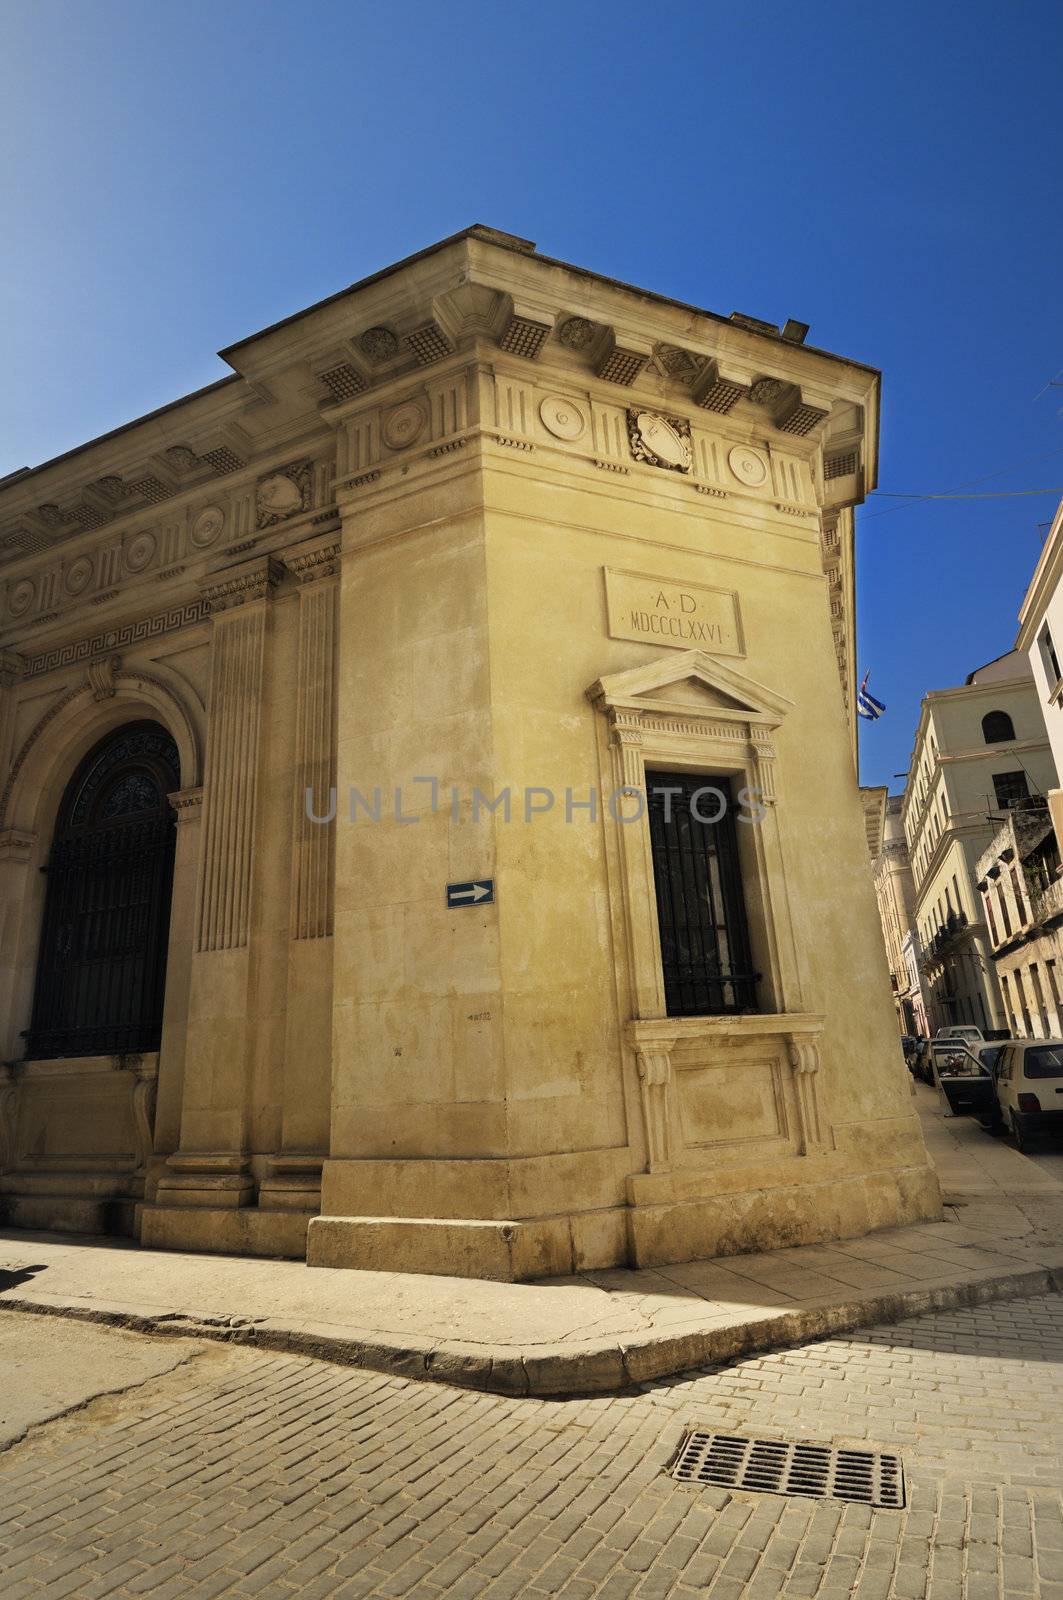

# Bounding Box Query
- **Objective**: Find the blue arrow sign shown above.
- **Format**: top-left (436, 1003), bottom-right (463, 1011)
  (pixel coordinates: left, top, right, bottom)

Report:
top-left (446, 879), bottom-right (494, 908)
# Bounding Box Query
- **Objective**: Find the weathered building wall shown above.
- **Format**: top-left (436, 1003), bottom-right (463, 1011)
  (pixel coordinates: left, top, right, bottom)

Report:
top-left (0, 227), bottom-right (940, 1277)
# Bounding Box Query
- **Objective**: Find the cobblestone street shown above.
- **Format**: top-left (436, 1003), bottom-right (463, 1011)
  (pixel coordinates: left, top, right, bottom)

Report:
top-left (3, 1292), bottom-right (1063, 1599)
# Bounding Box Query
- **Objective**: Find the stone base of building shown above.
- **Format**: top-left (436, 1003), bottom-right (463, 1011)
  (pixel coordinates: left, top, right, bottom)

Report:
top-left (306, 1212), bottom-right (628, 1281)
top-left (0, 1182), bottom-right (138, 1240)
top-left (136, 1203), bottom-right (311, 1260)
top-left (625, 1162), bottom-right (942, 1269)
top-left (302, 1155), bottom-right (942, 1282)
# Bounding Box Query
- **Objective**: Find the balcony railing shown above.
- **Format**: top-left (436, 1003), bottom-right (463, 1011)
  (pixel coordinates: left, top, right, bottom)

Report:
top-left (1034, 875), bottom-right (1063, 927)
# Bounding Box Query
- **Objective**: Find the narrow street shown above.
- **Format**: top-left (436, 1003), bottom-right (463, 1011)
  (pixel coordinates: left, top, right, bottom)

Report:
top-left (2, 1288), bottom-right (1063, 1598)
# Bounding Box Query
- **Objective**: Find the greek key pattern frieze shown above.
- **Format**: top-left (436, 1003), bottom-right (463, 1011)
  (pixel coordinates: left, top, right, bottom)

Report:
top-left (20, 600), bottom-right (210, 680)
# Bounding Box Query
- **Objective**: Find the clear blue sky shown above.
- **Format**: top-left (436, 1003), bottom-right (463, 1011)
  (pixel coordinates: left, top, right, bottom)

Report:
top-left (3, 0), bottom-right (1061, 789)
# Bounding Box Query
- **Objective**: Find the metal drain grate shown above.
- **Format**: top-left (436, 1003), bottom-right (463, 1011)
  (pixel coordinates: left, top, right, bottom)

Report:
top-left (672, 1431), bottom-right (905, 1509)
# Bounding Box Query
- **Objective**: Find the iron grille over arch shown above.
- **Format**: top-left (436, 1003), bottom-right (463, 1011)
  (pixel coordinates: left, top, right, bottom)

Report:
top-left (24, 721), bottom-right (180, 1060)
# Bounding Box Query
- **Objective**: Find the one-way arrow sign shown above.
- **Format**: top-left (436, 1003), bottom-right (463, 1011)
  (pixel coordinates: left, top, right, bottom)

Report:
top-left (446, 879), bottom-right (494, 908)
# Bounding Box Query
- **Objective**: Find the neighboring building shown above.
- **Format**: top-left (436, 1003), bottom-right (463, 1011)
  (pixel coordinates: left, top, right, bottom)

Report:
top-left (1018, 492), bottom-right (1063, 847)
top-left (901, 931), bottom-right (929, 1037)
top-left (976, 489), bottom-right (1063, 1040)
top-left (862, 789), bottom-right (927, 1037)
top-left (902, 651), bottom-right (1058, 1035)
top-left (975, 800), bottom-right (1063, 1037)
top-left (0, 226), bottom-right (940, 1279)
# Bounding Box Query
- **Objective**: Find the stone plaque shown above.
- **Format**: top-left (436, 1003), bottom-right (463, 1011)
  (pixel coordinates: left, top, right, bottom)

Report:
top-left (604, 568), bottom-right (744, 655)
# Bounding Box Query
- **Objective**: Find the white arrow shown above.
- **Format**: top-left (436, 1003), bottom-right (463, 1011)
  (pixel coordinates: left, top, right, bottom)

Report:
top-left (451, 883), bottom-right (491, 902)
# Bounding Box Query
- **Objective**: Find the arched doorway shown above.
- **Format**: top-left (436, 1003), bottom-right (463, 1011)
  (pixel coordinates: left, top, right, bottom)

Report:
top-left (24, 721), bottom-right (180, 1060)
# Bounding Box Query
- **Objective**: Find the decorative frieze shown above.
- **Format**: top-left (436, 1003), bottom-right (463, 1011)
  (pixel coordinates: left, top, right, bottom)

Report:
top-left (20, 600), bottom-right (210, 680)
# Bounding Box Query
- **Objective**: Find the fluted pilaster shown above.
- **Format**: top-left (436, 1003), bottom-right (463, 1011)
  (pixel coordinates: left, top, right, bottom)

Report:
top-left (287, 540), bottom-right (339, 940)
top-left (194, 558), bottom-right (279, 953)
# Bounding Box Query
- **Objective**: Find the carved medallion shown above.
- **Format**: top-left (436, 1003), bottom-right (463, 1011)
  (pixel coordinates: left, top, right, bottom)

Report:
top-left (190, 505), bottom-right (225, 548)
top-left (656, 345), bottom-right (700, 385)
top-left (558, 316), bottom-right (596, 351)
top-left (750, 377), bottom-right (785, 406)
top-left (360, 325), bottom-right (399, 363)
top-left (256, 462), bottom-right (312, 529)
top-left (728, 445), bottom-right (769, 487)
top-left (8, 577), bottom-right (35, 617)
top-left (124, 531), bottom-right (157, 574)
top-left (65, 555), bottom-right (96, 595)
top-left (628, 410), bottom-right (692, 473)
top-left (382, 400), bottom-right (426, 450)
top-left (539, 396), bottom-right (586, 441)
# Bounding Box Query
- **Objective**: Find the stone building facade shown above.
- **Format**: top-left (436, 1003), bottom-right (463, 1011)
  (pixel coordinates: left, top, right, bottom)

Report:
top-left (1018, 493), bottom-right (1063, 848)
top-left (902, 652), bottom-right (1057, 1036)
top-left (975, 802), bottom-right (1063, 1037)
top-left (0, 226), bottom-right (938, 1278)
top-left (863, 789), bottom-right (926, 1037)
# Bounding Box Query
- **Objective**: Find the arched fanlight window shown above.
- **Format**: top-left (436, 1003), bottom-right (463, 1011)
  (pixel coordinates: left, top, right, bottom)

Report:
top-left (982, 710), bottom-right (1015, 744)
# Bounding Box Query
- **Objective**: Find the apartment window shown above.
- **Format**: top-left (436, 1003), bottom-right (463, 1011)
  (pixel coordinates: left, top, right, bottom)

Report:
top-left (993, 771), bottom-right (1030, 810)
top-left (998, 885), bottom-right (1012, 938)
top-left (982, 710), bottom-right (1015, 744)
top-left (1040, 624), bottom-right (1061, 689)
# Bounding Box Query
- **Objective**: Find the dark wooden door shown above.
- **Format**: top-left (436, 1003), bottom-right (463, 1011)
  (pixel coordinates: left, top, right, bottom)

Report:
top-left (25, 722), bottom-right (180, 1060)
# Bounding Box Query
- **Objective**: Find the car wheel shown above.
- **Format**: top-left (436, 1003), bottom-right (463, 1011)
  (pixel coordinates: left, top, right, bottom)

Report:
top-left (1011, 1111), bottom-right (1029, 1153)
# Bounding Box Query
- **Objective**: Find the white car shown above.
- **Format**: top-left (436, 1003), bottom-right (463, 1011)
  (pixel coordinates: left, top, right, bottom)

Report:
top-left (988, 1039), bottom-right (1063, 1150)
top-left (936, 1025), bottom-right (984, 1043)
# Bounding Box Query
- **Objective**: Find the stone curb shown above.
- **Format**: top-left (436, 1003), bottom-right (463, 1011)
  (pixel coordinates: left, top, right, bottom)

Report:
top-left (3, 1259), bottom-right (1062, 1396)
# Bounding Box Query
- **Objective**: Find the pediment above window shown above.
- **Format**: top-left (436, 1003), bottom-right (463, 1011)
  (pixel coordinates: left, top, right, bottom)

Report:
top-left (586, 649), bottom-right (793, 729)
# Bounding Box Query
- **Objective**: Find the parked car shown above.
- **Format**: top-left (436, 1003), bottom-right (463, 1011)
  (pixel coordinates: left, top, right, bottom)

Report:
top-left (934, 1041), bottom-right (1002, 1117)
top-left (936, 1025), bottom-right (984, 1043)
top-left (982, 1039), bottom-right (1063, 1150)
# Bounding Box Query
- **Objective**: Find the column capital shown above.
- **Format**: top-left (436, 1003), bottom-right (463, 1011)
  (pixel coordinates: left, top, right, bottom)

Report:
top-left (283, 535), bottom-right (340, 586)
top-left (200, 555), bottom-right (283, 614)
top-left (168, 786), bottom-right (203, 825)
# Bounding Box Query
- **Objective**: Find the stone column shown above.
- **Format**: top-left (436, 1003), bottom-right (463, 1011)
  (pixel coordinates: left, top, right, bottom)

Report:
top-left (261, 537), bottom-right (338, 1214)
top-left (154, 556), bottom-right (279, 1211)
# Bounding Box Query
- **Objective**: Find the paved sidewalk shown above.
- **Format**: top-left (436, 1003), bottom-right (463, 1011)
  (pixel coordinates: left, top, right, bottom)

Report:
top-left (3, 1085), bottom-right (1063, 1396)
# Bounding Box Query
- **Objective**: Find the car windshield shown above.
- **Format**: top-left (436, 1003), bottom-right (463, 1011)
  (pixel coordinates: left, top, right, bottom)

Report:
top-left (1024, 1046), bottom-right (1063, 1078)
top-left (979, 1045), bottom-right (1004, 1071)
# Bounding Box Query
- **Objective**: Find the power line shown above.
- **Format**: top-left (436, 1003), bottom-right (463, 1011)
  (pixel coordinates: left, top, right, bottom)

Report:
top-left (872, 487), bottom-right (1063, 501)
top-left (861, 444), bottom-right (1063, 521)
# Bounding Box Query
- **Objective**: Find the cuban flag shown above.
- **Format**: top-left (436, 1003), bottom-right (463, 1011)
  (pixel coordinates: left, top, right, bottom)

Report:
top-left (857, 672), bottom-right (886, 722)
